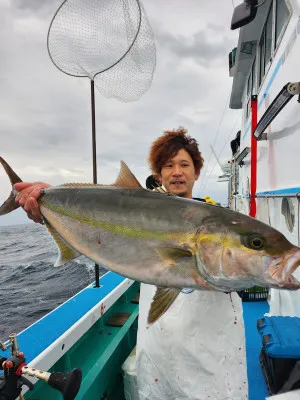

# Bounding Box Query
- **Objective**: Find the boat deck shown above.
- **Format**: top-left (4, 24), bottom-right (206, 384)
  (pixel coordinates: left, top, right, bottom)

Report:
top-left (243, 300), bottom-right (269, 400)
top-left (0, 272), bottom-right (270, 399)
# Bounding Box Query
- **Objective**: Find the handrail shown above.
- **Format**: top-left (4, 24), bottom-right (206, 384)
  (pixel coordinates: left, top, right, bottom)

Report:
top-left (254, 82), bottom-right (300, 140)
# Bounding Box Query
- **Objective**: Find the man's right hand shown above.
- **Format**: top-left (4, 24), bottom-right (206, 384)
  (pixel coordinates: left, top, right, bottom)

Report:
top-left (14, 182), bottom-right (51, 224)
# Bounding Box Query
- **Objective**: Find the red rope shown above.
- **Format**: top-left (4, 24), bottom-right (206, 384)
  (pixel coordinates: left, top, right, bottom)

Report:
top-left (249, 96), bottom-right (258, 217)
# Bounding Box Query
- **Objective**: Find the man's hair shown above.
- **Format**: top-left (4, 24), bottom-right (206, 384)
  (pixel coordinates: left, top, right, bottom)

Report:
top-left (148, 127), bottom-right (204, 176)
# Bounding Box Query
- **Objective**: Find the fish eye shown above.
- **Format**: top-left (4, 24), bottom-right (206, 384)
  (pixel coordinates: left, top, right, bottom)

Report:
top-left (241, 234), bottom-right (265, 250)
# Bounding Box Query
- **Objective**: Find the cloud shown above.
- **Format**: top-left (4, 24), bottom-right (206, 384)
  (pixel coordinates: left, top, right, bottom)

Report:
top-left (11, 0), bottom-right (62, 14)
top-left (0, 0), bottom-right (240, 226)
top-left (155, 27), bottom-right (233, 67)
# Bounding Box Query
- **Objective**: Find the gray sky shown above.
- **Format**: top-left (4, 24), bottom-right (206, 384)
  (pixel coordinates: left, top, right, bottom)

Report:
top-left (0, 0), bottom-right (241, 226)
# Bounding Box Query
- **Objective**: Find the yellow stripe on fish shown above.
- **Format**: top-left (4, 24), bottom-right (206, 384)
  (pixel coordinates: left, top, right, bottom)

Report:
top-left (40, 200), bottom-right (184, 242)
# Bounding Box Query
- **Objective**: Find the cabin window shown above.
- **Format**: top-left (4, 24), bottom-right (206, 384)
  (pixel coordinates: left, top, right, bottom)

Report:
top-left (246, 98), bottom-right (251, 120)
top-left (245, 57), bottom-right (256, 118)
top-left (242, 0), bottom-right (291, 118)
top-left (259, 34), bottom-right (265, 86)
top-left (229, 47), bottom-right (237, 76)
top-left (281, 197), bottom-right (295, 233)
top-left (258, 3), bottom-right (273, 87)
top-left (251, 58), bottom-right (256, 95)
top-left (275, 0), bottom-right (290, 47)
top-left (265, 6), bottom-right (273, 67)
top-left (247, 73), bottom-right (251, 96)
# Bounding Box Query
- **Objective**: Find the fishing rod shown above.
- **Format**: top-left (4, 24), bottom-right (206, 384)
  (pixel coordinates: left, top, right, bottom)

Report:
top-left (0, 333), bottom-right (82, 400)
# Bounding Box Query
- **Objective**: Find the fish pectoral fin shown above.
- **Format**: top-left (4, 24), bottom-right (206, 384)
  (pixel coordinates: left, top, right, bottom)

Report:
top-left (44, 220), bottom-right (80, 267)
top-left (113, 161), bottom-right (143, 189)
top-left (148, 287), bottom-right (181, 325)
top-left (155, 247), bottom-right (193, 264)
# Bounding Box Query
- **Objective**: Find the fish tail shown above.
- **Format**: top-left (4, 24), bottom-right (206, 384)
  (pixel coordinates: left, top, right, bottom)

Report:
top-left (0, 156), bottom-right (22, 216)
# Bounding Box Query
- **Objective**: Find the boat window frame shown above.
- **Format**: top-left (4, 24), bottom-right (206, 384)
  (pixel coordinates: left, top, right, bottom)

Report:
top-left (251, 57), bottom-right (257, 95)
top-left (244, 56), bottom-right (257, 122)
top-left (257, 1), bottom-right (274, 89)
top-left (249, 0), bottom-right (292, 100)
top-left (240, 0), bottom-right (292, 124)
top-left (264, 4), bottom-right (274, 73)
top-left (245, 97), bottom-right (251, 120)
top-left (247, 73), bottom-right (251, 97)
top-left (274, 0), bottom-right (292, 50)
top-left (258, 30), bottom-right (266, 88)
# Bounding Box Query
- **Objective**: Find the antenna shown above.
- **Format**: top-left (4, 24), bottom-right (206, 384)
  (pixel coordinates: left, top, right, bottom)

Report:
top-left (209, 145), bottom-right (226, 174)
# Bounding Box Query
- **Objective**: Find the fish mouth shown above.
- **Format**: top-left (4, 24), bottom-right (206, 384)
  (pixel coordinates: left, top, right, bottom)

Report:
top-left (269, 250), bottom-right (300, 289)
top-left (285, 251), bottom-right (300, 287)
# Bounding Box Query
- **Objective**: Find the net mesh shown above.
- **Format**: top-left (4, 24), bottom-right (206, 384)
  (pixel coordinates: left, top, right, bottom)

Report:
top-left (47, 0), bottom-right (156, 102)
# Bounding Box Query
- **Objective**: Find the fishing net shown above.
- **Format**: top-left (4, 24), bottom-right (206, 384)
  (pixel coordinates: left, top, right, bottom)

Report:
top-left (47, 0), bottom-right (156, 102)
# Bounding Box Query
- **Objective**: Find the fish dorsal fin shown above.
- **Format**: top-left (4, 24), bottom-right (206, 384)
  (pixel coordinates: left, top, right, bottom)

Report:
top-left (113, 161), bottom-right (142, 189)
top-left (148, 287), bottom-right (181, 325)
top-left (58, 161), bottom-right (141, 189)
top-left (44, 220), bottom-right (80, 267)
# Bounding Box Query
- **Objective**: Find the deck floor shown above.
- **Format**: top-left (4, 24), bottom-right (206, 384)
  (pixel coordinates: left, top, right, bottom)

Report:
top-left (243, 300), bottom-right (269, 400)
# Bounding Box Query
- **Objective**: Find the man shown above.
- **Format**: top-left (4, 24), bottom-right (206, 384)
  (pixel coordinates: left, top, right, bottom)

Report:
top-left (15, 128), bottom-right (248, 400)
top-left (136, 128), bottom-right (248, 400)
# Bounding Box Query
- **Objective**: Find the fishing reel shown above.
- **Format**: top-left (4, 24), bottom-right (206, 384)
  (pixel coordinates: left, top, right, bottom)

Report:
top-left (0, 333), bottom-right (82, 400)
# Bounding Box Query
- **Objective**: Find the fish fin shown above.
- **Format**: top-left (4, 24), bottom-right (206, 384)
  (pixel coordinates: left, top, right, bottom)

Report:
top-left (113, 161), bottom-right (142, 189)
top-left (155, 247), bottom-right (193, 264)
top-left (148, 287), bottom-right (181, 325)
top-left (59, 161), bottom-right (141, 189)
top-left (0, 156), bottom-right (22, 216)
top-left (44, 220), bottom-right (81, 267)
top-left (0, 192), bottom-right (20, 216)
top-left (0, 157), bottom-right (22, 186)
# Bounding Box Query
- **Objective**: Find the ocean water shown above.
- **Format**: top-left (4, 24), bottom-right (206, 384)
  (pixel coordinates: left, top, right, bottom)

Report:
top-left (0, 223), bottom-right (106, 342)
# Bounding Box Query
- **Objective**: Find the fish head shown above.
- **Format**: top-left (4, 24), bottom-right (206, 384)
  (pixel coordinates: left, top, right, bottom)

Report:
top-left (193, 210), bottom-right (300, 291)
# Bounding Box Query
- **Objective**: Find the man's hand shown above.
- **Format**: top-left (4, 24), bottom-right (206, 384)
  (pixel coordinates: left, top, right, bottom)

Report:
top-left (14, 182), bottom-right (51, 224)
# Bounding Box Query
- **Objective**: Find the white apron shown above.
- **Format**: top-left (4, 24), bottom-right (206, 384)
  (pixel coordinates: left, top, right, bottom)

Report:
top-left (136, 283), bottom-right (248, 400)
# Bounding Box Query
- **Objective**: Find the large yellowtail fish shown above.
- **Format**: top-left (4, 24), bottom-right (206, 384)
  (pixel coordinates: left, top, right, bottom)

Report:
top-left (1, 156), bottom-right (300, 324)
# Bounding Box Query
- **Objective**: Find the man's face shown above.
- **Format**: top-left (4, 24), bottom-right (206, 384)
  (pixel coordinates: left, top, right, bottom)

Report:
top-left (158, 149), bottom-right (199, 199)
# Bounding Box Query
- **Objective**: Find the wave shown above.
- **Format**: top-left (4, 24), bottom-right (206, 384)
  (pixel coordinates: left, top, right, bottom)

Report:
top-left (0, 224), bottom-right (100, 340)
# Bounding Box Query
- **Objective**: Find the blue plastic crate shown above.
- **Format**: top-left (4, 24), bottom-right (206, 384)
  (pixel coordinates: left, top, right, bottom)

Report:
top-left (257, 316), bottom-right (300, 395)
top-left (257, 317), bottom-right (300, 358)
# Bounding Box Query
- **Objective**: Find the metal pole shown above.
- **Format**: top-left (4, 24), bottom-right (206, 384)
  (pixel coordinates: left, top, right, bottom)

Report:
top-left (91, 80), bottom-right (100, 288)
top-left (91, 80), bottom-right (97, 184)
